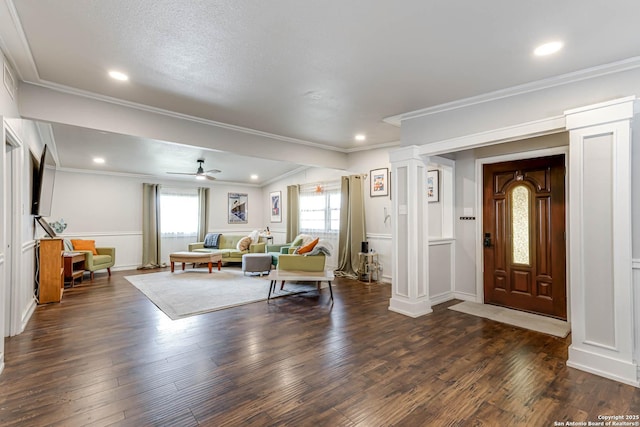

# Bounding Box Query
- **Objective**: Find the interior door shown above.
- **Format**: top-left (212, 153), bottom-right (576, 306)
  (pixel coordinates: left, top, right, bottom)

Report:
top-left (483, 154), bottom-right (566, 320)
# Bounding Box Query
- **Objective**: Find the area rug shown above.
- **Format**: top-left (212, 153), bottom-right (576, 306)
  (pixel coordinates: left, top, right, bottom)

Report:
top-left (124, 269), bottom-right (317, 320)
top-left (448, 301), bottom-right (571, 338)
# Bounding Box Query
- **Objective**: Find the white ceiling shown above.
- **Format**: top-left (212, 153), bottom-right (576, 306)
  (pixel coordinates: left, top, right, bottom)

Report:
top-left (3, 0), bottom-right (640, 183)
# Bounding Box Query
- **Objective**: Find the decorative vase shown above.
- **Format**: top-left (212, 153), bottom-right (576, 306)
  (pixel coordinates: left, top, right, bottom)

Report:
top-left (49, 218), bottom-right (67, 234)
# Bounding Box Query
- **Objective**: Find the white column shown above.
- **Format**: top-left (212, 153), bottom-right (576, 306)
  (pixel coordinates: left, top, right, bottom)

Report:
top-left (388, 146), bottom-right (432, 317)
top-left (565, 96), bottom-right (638, 386)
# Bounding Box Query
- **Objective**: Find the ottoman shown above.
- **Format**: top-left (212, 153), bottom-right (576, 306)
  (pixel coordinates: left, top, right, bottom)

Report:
top-left (242, 253), bottom-right (272, 276)
top-left (170, 251), bottom-right (222, 273)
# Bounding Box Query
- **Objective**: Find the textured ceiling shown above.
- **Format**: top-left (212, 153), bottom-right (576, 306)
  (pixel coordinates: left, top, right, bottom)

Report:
top-left (4, 0), bottom-right (640, 181)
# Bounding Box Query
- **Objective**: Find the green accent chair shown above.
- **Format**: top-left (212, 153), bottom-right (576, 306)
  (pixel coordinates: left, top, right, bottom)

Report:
top-left (64, 240), bottom-right (115, 280)
top-left (277, 253), bottom-right (326, 272)
top-left (276, 253), bottom-right (326, 291)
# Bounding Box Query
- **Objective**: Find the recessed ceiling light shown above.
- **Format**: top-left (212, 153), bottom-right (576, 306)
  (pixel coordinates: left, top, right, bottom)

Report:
top-left (250, 174), bottom-right (259, 180)
top-left (108, 70), bottom-right (129, 81)
top-left (533, 41), bottom-right (563, 56)
top-left (93, 157), bottom-right (105, 164)
top-left (355, 134), bottom-right (366, 141)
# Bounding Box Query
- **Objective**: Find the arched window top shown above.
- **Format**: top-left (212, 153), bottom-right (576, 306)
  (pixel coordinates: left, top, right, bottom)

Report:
top-left (511, 185), bottom-right (531, 265)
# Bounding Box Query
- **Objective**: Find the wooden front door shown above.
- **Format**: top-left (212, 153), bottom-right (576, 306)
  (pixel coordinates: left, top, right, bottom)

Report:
top-left (482, 155), bottom-right (566, 320)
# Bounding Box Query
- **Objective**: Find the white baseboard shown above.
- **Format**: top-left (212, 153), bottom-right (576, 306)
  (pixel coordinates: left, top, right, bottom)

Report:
top-left (431, 292), bottom-right (455, 306)
top-left (568, 345), bottom-right (639, 387)
top-left (19, 299), bottom-right (37, 335)
top-left (389, 297), bottom-right (433, 318)
top-left (453, 291), bottom-right (478, 302)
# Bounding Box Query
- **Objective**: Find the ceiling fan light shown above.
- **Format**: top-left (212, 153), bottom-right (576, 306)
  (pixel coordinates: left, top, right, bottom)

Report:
top-left (195, 175), bottom-right (206, 180)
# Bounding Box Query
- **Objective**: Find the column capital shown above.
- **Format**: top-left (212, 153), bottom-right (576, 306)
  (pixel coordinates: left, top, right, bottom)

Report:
top-left (389, 145), bottom-right (423, 163)
top-left (565, 96), bottom-right (636, 130)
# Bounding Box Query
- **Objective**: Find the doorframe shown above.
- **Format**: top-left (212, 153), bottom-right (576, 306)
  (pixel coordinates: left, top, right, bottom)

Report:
top-left (474, 146), bottom-right (570, 320)
top-left (3, 120), bottom-right (24, 337)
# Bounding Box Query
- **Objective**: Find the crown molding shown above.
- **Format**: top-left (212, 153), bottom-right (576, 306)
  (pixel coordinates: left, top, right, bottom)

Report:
top-left (34, 121), bottom-right (60, 163)
top-left (261, 165), bottom-right (310, 186)
top-left (384, 56), bottom-right (640, 126)
top-left (0, 0), bottom-right (39, 82)
top-left (57, 166), bottom-right (299, 188)
top-left (57, 166), bottom-right (155, 180)
top-left (345, 140), bottom-right (401, 153)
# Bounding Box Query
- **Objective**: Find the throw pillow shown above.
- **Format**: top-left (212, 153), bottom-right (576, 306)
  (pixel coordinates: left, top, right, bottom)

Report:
top-left (292, 233), bottom-right (314, 247)
top-left (236, 236), bottom-right (252, 251)
top-left (296, 237), bottom-right (319, 254)
top-left (71, 239), bottom-right (98, 255)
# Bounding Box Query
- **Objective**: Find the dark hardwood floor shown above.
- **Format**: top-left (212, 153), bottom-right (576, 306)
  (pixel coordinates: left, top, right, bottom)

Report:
top-left (1, 268), bottom-right (638, 426)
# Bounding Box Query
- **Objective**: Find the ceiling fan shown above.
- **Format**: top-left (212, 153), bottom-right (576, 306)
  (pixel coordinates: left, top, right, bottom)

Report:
top-left (167, 159), bottom-right (221, 180)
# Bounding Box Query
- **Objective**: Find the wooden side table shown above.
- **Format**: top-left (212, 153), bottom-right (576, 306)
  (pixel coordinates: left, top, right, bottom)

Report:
top-left (64, 252), bottom-right (86, 287)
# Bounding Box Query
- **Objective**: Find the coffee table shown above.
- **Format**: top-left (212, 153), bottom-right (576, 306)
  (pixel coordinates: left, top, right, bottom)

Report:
top-left (169, 251), bottom-right (222, 273)
top-left (265, 270), bottom-right (334, 301)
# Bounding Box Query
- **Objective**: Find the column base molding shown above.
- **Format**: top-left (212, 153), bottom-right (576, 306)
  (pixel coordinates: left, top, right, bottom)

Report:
top-left (568, 345), bottom-right (639, 387)
top-left (388, 297), bottom-right (433, 318)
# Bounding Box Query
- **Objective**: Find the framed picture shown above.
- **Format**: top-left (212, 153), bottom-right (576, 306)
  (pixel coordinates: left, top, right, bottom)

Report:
top-left (370, 168), bottom-right (389, 197)
top-left (427, 170), bottom-right (439, 202)
top-left (270, 191), bottom-right (281, 223)
top-left (228, 192), bottom-right (248, 224)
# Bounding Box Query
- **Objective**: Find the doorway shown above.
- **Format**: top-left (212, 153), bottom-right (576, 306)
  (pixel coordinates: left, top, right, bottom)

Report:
top-left (3, 141), bottom-right (12, 336)
top-left (482, 154), bottom-right (567, 320)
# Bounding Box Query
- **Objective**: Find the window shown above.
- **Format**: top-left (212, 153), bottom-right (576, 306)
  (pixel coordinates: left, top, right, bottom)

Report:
top-left (160, 188), bottom-right (198, 236)
top-left (299, 182), bottom-right (341, 267)
top-left (299, 185), bottom-right (340, 235)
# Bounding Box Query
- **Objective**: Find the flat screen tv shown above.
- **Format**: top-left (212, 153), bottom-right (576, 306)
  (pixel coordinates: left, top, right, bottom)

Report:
top-left (31, 144), bottom-right (57, 217)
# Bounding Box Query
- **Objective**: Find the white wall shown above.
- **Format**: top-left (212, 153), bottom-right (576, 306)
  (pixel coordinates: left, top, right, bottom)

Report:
top-left (347, 147), bottom-right (395, 282)
top-left (452, 150), bottom-right (477, 298)
top-left (260, 146), bottom-right (397, 281)
top-left (50, 170), bottom-right (265, 269)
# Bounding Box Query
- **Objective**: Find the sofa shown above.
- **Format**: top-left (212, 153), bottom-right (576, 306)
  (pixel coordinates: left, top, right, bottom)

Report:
top-left (189, 234), bottom-right (266, 264)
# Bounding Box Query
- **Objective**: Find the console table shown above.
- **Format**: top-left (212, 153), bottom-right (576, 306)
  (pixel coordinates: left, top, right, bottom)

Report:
top-left (39, 238), bottom-right (64, 303)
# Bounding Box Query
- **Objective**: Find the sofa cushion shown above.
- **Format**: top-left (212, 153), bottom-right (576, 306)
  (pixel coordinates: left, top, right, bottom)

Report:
top-left (92, 254), bottom-right (112, 266)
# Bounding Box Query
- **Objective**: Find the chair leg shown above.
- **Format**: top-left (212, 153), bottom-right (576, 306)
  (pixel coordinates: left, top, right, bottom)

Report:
top-left (280, 280), bottom-right (285, 290)
top-left (90, 271), bottom-right (95, 281)
top-left (107, 268), bottom-right (111, 277)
